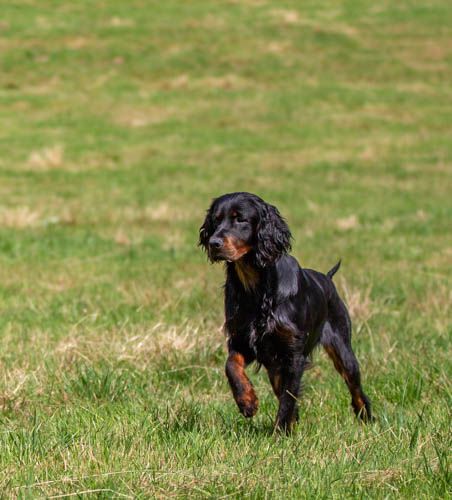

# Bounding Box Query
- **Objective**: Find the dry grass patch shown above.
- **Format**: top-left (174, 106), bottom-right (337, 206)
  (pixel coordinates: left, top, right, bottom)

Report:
top-left (264, 41), bottom-right (293, 55)
top-left (167, 73), bottom-right (190, 89)
top-left (40, 275), bottom-right (78, 293)
top-left (425, 246), bottom-right (452, 271)
top-left (65, 37), bottom-right (91, 50)
top-left (54, 322), bottom-right (218, 369)
top-left (164, 73), bottom-right (253, 91)
top-left (21, 76), bottom-right (61, 96)
top-left (0, 321), bottom-right (218, 403)
top-left (113, 229), bottom-right (132, 247)
top-left (116, 273), bottom-right (195, 308)
top-left (185, 14), bottom-right (226, 30)
top-left (270, 9), bottom-right (359, 39)
top-left (161, 230), bottom-right (185, 251)
top-left (0, 368), bottom-right (31, 400)
top-left (393, 37), bottom-right (452, 71)
top-left (27, 145), bottom-right (64, 170)
top-left (256, 149), bottom-right (344, 172)
top-left (270, 9), bottom-right (301, 25)
top-left (336, 214), bottom-right (359, 231)
top-left (113, 105), bottom-right (178, 128)
top-left (409, 283), bottom-right (451, 335)
top-left (117, 203), bottom-right (196, 224)
top-left (227, 0), bottom-right (266, 6)
top-left (200, 74), bottom-right (251, 90)
top-left (0, 204), bottom-right (76, 229)
top-left (339, 279), bottom-right (375, 327)
top-left (19, 148), bottom-right (120, 174)
top-left (0, 206), bottom-right (41, 228)
top-left (359, 104), bottom-right (420, 125)
top-left (94, 202), bottom-right (195, 243)
top-left (394, 81), bottom-right (442, 96)
top-left (108, 17), bottom-right (135, 28)
top-left (0, 365), bottom-right (42, 415)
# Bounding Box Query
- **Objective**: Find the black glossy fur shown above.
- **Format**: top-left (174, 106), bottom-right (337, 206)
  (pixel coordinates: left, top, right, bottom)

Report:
top-left (199, 192), bottom-right (372, 432)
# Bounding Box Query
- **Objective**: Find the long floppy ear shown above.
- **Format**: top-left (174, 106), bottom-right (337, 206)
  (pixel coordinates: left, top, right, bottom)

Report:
top-left (198, 207), bottom-right (215, 254)
top-left (255, 202), bottom-right (292, 267)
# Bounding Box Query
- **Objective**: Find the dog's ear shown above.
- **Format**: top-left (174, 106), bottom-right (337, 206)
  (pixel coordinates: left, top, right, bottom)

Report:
top-left (198, 205), bottom-right (215, 253)
top-left (255, 201), bottom-right (291, 267)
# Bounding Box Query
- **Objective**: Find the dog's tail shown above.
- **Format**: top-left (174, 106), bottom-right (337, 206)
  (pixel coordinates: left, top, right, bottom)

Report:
top-left (327, 259), bottom-right (341, 279)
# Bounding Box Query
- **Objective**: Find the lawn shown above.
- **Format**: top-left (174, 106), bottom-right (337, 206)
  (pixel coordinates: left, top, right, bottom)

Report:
top-left (0, 0), bottom-right (451, 497)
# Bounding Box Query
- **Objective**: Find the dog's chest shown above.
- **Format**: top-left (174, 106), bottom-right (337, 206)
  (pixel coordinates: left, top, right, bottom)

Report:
top-left (236, 304), bottom-right (286, 364)
top-left (253, 332), bottom-right (286, 365)
top-left (235, 261), bottom-right (260, 292)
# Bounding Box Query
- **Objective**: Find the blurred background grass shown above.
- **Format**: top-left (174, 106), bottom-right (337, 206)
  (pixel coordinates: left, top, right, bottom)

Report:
top-left (0, 0), bottom-right (450, 497)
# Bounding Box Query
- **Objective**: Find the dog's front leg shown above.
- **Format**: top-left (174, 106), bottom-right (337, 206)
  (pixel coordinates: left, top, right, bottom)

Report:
top-left (225, 351), bottom-right (258, 418)
top-left (275, 354), bottom-right (307, 433)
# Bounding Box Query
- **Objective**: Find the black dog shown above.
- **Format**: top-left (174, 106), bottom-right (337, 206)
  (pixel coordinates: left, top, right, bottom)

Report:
top-left (199, 192), bottom-right (372, 432)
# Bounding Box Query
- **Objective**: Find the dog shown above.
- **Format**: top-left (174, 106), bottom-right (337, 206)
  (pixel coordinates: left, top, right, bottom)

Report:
top-left (199, 192), bottom-right (372, 433)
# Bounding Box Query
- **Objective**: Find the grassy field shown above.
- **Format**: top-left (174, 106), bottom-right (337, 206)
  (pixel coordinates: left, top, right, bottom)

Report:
top-left (0, 0), bottom-right (451, 497)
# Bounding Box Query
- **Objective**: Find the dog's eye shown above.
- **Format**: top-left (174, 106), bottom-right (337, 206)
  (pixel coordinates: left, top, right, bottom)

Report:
top-left (230, 211), bottom-right (247, 223)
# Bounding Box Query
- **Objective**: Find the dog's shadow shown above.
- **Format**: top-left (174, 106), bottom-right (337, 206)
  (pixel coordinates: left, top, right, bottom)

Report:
top-left (212, 407), bottom-right (285, 438)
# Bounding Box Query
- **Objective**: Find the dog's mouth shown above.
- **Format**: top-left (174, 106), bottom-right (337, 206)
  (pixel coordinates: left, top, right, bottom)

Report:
top-left (213, 256), bottom-right (229, 262)
top-left (210, 249), bottom-right (237, 263)
top-left (210, 238), bottom-right (251, 263)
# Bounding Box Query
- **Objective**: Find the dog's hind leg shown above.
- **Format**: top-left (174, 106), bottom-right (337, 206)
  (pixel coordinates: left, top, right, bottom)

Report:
top-left (320, 300), bottom-right (372, 422)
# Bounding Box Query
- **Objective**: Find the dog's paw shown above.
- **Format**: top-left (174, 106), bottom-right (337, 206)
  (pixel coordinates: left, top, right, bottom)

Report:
top-left (352, 396), bottom-right (374, 423)
top-left (237, 393), bottom-right (259, 418)
top-left (275, 418), bottom-right (296, 435)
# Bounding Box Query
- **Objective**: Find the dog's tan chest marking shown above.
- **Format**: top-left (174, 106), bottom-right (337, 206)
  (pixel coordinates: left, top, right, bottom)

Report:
top-left (235, 261), bottom-right (259, 292)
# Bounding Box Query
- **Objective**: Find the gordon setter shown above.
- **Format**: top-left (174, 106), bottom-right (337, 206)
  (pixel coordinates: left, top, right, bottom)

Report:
top-left (199, 192), bottom-right (372, 433)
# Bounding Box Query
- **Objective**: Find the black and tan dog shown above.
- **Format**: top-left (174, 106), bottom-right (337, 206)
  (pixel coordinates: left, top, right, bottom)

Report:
top-left (199, 192), bottom-right (372, 433)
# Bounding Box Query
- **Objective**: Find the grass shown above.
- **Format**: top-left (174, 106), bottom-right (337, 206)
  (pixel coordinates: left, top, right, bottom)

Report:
top-left (0, 0), bottom-right (451, 497)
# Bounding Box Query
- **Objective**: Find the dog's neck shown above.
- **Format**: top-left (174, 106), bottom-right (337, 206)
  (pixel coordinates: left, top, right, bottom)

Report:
top-left (234, 259), bottom-right (260, 292)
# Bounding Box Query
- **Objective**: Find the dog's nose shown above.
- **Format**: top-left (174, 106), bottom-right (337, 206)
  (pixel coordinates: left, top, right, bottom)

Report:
top-left (209, 237), bottom-right (223, 249)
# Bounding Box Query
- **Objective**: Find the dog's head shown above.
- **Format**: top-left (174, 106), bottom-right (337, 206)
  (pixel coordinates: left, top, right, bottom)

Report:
top-left (199, 192), bottom-right (291, 267)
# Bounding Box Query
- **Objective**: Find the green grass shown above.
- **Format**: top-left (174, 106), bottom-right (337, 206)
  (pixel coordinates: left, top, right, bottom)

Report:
top-left (0, 0), bottom-right (451, 497)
